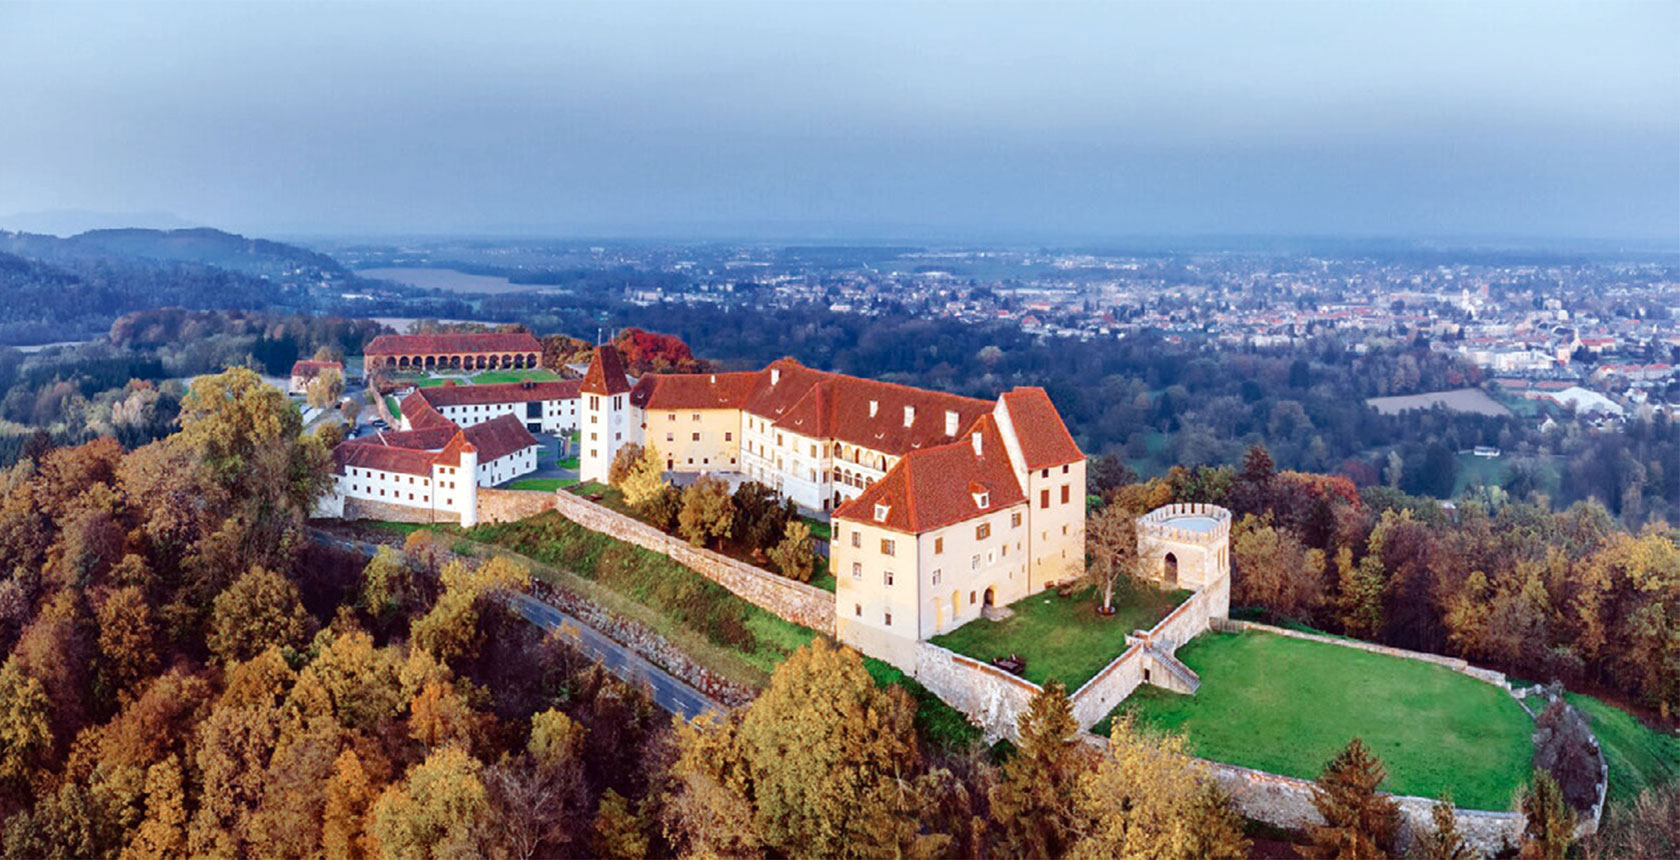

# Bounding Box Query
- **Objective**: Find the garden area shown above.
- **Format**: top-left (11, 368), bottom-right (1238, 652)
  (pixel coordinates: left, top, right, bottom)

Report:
top-left (929, 581), bottom-right (1190, 689)
top-left (393, 368), bottom-right (564, 387)
top-left (1097, 630), bottom-right (1535, 810)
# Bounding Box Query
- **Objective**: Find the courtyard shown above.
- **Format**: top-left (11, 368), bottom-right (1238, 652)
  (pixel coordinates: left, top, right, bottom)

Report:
top-left (1098, 630), bottom-right (1534, 810)
top-left (929, 582), bottom-right (1190, 689)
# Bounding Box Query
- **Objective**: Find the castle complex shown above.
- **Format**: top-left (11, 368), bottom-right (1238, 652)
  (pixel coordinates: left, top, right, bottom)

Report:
top-left (577, 345), bottom-right (1089, 663)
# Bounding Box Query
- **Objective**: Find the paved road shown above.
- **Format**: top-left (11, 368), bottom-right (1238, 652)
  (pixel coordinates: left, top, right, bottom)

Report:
top-left (502, 592), bottom-right (719, 720)
top-left (309, 529), bottom-right (722, 720)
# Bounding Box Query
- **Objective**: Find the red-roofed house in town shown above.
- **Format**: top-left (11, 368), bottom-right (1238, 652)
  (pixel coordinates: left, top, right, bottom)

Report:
top-left (289, 359), bottom-right (343, 395)
top-left (363, 331), bottom-right (542, 373)
top-left (576, 345), bottom-right (1088, 663)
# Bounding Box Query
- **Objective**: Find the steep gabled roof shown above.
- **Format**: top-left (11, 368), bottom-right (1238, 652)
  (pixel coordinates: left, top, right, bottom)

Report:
top-left (629, 371), bottom-right (761, 410)
top-left (333, 441), bottom-right (437, 476)
top-left (1000, 387), bottom-right (1084, 469)
top-left (461, 414), bottom-right (540, 462)
top-left (834, 415), bottom-right (1025, 534)
top-left (365, 331), bottom-right (541, 356)
top-left (581, 346), bottom-right (631, 396)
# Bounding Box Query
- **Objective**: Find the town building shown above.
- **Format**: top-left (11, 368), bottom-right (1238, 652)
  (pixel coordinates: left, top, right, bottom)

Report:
top-left (576, 345), bottom-right (1087, 664)
top-left (289, 359), bottom-right (343, 395)
top-left (363, 331), bottom-right (542, 373)
top-left (399, 379), bottom-right (582, 435)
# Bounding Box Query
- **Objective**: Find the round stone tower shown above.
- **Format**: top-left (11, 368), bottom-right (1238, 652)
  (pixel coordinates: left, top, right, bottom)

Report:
top-left (1135, 503), bottom-right (1232, 618)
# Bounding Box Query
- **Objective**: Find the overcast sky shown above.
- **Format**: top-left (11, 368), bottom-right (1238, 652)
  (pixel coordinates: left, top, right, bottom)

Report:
top-left (1, 1), bottom-right (1675, 241)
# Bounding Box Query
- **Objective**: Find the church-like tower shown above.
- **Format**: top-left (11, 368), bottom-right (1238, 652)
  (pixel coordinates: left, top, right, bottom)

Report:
top-left (578, 345), bottom-right (633, 484)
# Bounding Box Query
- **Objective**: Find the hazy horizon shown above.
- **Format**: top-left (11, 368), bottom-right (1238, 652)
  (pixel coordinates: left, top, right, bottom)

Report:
top-left (3, 1), bottom-right (1676, 242)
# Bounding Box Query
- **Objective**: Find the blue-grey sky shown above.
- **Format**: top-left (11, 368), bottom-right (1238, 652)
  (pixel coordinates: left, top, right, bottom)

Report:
top-left (2, 1), bottom-right (1676, 241)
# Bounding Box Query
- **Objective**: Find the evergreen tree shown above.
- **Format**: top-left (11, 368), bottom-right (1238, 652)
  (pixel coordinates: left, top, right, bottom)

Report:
top-left (1305, 737), bottom-right (1400, 859)
top-left (991, 680), bottom-right (1085, 858)
top-left (1518, 769), bottom-right (1574, 860)
top-left (1416, 791), bottom-right (1474, 860)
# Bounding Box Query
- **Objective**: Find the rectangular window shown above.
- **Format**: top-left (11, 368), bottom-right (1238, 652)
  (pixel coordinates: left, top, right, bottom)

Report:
top-left (1061, 485), bottom-right (1071, 504)
top-left (976, 523), bottom-right (991, 540)
top-left (884, 570), bottom-right (893, 586)
top-left (934, 537), bottom-right (943, 554)
top-left (1011, 511), bottom-right (1022, 528)
top-left (932, 569), bottom-right (941, 585)
top-left (881, 539), bottom-right (895, 556)
top-left (1041, 489), bottom-right (1050, 508)
top-left (884, 612), bottom-right (892, 626)
top-left (851, 562), bottom-right (862, 579)
top-left (854, 603), bottom-right (862, 617)
top-left (1062, 464), bottom-right (1070, 474)
top-left (666, 432), bottom-right (674, 441)
top-left (692, 432), bottom-right (700, 441)
top-left (725, 432), bottom-right (733, 442)
top-left (851, 532), bottom-right (861, 548)
top-left (971, 554), bottom-right (980, 570)
top-left (1041, 468), bottom-right (1049, 478)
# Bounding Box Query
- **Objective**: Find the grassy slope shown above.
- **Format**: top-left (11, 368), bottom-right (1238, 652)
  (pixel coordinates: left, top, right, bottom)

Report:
top-left (930, 583), bottom-right (1188, 689)
top-left (1105, 631), bottom-right (1534, 810)
top-left (505, 477), bottom-right (576, 492)
top-left (1567, 693), bottom-right (1680, 807)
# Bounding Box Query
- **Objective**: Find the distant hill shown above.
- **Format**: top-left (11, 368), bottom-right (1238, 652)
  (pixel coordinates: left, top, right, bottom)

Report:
top-left (0, 208), bottom-right (195, 236)
top-left (0, 227), bottom-right (348, 280)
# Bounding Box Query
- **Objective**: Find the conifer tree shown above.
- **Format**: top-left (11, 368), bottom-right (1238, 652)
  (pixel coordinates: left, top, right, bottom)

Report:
top-left (991, 680), bottom-right (1085, 858)
top-left (1305, 737), bottom-right (1400, 859)
top-left (1518, 769), bottom-right (1574, 860)
top-left (1417, 792), bottom-right (1474, 860)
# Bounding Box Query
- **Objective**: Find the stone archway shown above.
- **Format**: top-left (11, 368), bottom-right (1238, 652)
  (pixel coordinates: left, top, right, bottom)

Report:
top-left (1163, 552), bottom-right (1179, 588)
top-left (983, 586), bottom-right (995, 608)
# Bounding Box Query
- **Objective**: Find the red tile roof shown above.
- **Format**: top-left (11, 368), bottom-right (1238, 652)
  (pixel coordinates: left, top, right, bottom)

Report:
top-left (462, 414), bottom-right (540, 462)
top-left (332, 410), bottom-right (537, 477)
top-left (290, 359), bottom-right (342, 378)
top-left (333, 442), bottom-right (438, 476)
top-left (834, 416), bottom-right (1025, 533)
top-left (1000, 387), bottom-right (1083, 469)
top-left (415, 380), bottom-right (580, 408)
top-left (581, 346), bottom-right (631, 396)
top-left (365, 332), bottom-right (540, 356)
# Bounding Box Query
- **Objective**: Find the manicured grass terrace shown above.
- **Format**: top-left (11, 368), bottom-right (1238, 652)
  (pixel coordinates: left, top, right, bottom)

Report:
top-left (929, 582), bottom-right (1189, 689)
top-left (1098, 630), bottom-right (1535, 810)
top-left (505, 477), bottom-right (576, 492)
top-left (1567, 692), bottom-right (1680, 806)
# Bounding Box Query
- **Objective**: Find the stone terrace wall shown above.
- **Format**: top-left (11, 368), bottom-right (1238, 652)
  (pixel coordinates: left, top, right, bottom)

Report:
top-left (552, 490), bottom-right (836, 633)
top-left (1068, 589), bottom-right (1212, 728)
top-left (1210, 618), bottom-right (1511, 689)
top-left (343, 496), bottom-right (460, 525)
top-left (914, 642), bottom-right (1041, 741)
top-left (477, 488), bottom-right (557, 525)
top-left (1196, 755), bottom-right (1526, 858)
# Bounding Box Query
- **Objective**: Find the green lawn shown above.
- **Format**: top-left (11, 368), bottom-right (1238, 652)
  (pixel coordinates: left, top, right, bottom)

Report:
top-left (556, 454), bottom-right (579, 470)
top-left (1567, 693), bottom-right (1680, 807)
top-left (473, 368), bottom-right (562, 385)
top-left (1100, 631), bottom-right (1534, 810)
top-left (930, 582), bottom-right (1189, 689)
top-left (1452, 453), bottom-right (1509, 498)
top-left (384, 395), bottom-right (402, 420)
top-left (467, 511), bottom-right (819, 681)
top-left (799, 516), bottom-right (832, 542)
top-left (505, 477), bottom-right (576, 492)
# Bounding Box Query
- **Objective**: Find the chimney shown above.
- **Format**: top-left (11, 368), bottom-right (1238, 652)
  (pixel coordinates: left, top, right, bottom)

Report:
top-left (945, 410), bottom-right (958, 435)
top-left (971, 431), bottom-right (983, 456)
top-left (869, 400), bottom-right (878, 417)
top-left (903, 405), bottom-right (915, 427)
top-left (770, 368), bottom-right (781, 385)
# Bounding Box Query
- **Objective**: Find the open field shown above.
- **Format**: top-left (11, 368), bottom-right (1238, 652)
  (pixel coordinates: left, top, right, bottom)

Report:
top-left (1101, 630), bottom-right (1534, 810)
top-left (1567, 693), bottom-right (1680, 806)
top-left (1366, 387), bottom-right (1512, 417)
top-left (930, 583), bottom-right (1189, 689)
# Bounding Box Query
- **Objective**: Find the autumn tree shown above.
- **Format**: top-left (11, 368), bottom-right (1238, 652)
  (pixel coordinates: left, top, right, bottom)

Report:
top-left (125, 754), bottom-right (188, 860)
top-left (619, 443), bottom-right (669, 510)
top-left (96, 585), bottom-right (160, 698)
top-left (1070, 713), bottom-right (1248, 860)
top-left (609, 442), bottom-right (646, 487)
top-left (488, 707), bottom-right (591, 859)
top-left (1518, 769), bottom-right (1574, 860)
top-left (208, 565), bottom-right (312, 664)
top-left (734, 638), bottom-right (935, 858)
top-left (322, 749), bottom-right (380, 860)
top-left (0, 657), bottom-right (52, 791)
top-left (991, 680), bottom-right (1086, 858)
top-left (677, 475), bottom-right (735, 548)
top-left (1085, 500), bottom-right (1141, 614)
top-left (1305, 737), bottom-right (1400, 859)
top-left (591, 788), bottom-right (650, 860)
top-left (306, 366), bottom-right (346, 409)
top-left (368, 745), bottom-right (495, 860)
top-left (1416, 791), bottom-right (1474, 860)
top-left (768, 519), bottom-right (815, 582)
top-left (1231, 514), bottom-right (1327, 621)
top-left (662, 712), bottom-right (762, 858)
top-left (732, 481), bottom-right (793, 556)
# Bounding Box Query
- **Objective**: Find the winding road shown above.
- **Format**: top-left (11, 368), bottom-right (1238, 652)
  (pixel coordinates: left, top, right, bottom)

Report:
top-left (310, 529), bottom-right (723, 720)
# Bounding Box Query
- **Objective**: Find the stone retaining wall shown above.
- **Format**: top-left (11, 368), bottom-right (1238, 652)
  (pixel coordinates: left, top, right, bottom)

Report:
top-left (1067, 589), bottom-right (1213, 728)
top-left (343, 496), bottom-right (460, 525)
top-left (477, 488), bottom-right (557, 525)
top-left (912, 642), bottom-right (1041, 741)
top-left (551, 490), bottom-right (837, 633)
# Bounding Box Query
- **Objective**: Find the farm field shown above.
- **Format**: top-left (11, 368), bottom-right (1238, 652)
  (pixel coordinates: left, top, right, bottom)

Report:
top-left (1101, 630), bottom-right (1534, 810)
top-left (930, 583), bottom-right (1188, 689)
top-left (1366, 387), bottom-right (1512, 417)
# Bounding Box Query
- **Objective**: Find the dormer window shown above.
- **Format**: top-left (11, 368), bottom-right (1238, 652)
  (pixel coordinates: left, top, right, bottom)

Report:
top-left (869, 400), bottom-right (879, 417)
top-left (903, 405), bottom-right (915, 427)
top-left (945, 410), bottom-right (958, 435)
top-left (874, 503), bottom-right (890, 522)
top-left (974, 491), bottom-right (990, 509)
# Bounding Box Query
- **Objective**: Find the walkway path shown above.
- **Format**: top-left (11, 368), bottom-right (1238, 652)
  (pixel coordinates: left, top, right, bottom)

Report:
top-left (309, 529), bottom-right (722, 720)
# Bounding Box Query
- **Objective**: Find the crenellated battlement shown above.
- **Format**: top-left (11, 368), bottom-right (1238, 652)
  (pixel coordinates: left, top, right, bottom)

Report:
top-left (1136, 502), bottom-right (1231, 546)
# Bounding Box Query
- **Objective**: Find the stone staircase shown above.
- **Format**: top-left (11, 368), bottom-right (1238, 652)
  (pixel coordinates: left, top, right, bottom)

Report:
top-left (1146, 643), bottom-right (1201, 694)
